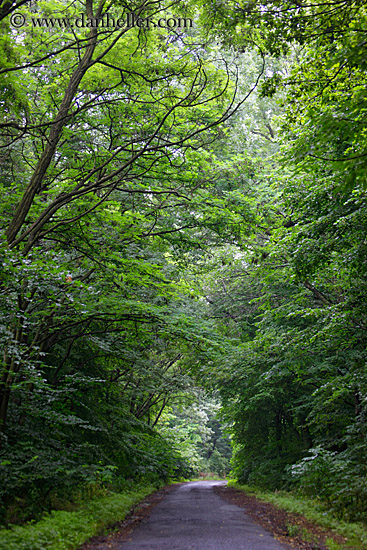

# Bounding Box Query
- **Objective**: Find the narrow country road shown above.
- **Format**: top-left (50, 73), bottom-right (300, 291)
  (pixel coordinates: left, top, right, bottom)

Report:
top-left (119, 481), bottom-right (289, 550)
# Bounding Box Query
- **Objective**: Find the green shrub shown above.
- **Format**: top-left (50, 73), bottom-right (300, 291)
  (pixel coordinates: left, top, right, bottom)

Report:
top-left (0, 484), bottom-right (157, 550)
top-left (289, 447), bottom-right (367, 521)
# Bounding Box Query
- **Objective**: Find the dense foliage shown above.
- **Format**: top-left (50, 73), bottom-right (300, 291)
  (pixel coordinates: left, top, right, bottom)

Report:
top-left (1, 0), bottom-right (366, 531)
top-left (198, 0), bottom-right (367, 522)
top-left (0, 0), bottom-right (236, 524)
top-left (0, 483), bottom-right (157, 550)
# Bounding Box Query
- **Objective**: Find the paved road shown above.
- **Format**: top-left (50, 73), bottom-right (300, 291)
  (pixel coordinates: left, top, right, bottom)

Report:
top-left (119, 481), bottom-right (289, 550)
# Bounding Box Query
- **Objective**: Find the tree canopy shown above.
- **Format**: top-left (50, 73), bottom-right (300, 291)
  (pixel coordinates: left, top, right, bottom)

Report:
top-left (1, 0), bottom-right (367, 527)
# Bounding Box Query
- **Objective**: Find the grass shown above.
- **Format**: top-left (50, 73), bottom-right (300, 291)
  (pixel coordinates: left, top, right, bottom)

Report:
top-left (228, 481), bottom-right (367, 550)
top-left (0, 484), bottom-right (158, 550)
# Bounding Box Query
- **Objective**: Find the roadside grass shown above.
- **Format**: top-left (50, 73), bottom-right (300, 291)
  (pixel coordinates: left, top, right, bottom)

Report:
top-left (228, 481), bottom-right (367, 550)
top-left (0, 484), bottom-right (158, 550)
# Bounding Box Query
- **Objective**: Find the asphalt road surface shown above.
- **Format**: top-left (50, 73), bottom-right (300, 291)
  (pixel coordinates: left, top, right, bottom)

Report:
top-left (119, 481), bottom-right (289, 550)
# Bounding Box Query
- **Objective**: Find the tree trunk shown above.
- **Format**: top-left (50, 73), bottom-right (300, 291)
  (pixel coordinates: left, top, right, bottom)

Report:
top-left (6, 3), bottom-right (98, 246)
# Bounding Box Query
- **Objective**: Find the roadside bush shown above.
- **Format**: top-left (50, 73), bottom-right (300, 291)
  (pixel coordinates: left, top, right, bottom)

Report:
top-left (0, 484), bottom-right (156, 550)
top-left (290, 447), bottom-right (367, 521)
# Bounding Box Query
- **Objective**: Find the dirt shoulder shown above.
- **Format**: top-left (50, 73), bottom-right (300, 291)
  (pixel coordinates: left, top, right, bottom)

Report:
top-left (78, 484), bottom-right (178, 550)
top-left (214, 485), bottom-right (351, 550)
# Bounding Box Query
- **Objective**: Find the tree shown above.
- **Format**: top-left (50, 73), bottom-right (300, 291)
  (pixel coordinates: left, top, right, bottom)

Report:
top-left (0, 0), bottom-right (268, 521)
top-left (185, 21), bottom-right (367, 517)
